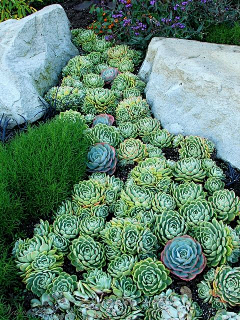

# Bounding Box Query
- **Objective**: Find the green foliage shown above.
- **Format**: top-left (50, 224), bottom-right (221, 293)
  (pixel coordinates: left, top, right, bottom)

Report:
top-left (132, 258), bottom-right (172, 296)
top-left (206, 22), bottom-right (240, 46)
top-left (0, 0), bottom-right (40, 22)
top-left (145, 289), bottom-right (202, 320)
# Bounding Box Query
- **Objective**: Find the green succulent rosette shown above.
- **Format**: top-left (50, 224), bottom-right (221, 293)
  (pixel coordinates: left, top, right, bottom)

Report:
top-left (121, 223), bottom-right (142, 255)
top-left (44, 86), bottom-right (85, 112)
top-left (112, 276), bottom-right (142, 304)
top-left (132, 258), bottom-right (172, 296)
top-left (207, 165), bottom-right (225, 180)
top-left (118, 122), bottom-right (138, 139)
top-left (136, 117), bottom-right (161, 137)
top-left (92, 204), bottom-right (109, 219)
top-left (68, 235), bottom-right (105, 272)
top-left (210, 310), bottom-right (240, 320)
top-left (71, 29), bottom-right (96, 46)
top-left (107, 254), bottom-right (136, 278)
top-left (62, 55), bottom-right (93, 79)
top-left (111, 199), bottom-right (128, 218)
top-left (156, 177), bottom-right (173, 194)
top-left (79, 216), bottom-right (105, 238)
top-left (55, 199), bottom-right (79, 216)
top-left (121, 185), bottom-right (152, 210)
top-left (86, 52), bottom-right (103, 65)
top-left (83, 73), bottom-right (104, 88)
top-left (105, 245), bottom-right (122, 261)
top-left (161, 235), bottom-right (206, 281)
top-left (213, 265), bottom-right (240, 307)
top-left (179, 198), bottom-right (215, 226)
top-left (61, 76), bottom-right (85, 90)
top-left (142, 129), bottom-right (173, 148)
top-left (100, 295), bottom-right (143, 319)
top-left (101, 219), bottom-right (123, 248)
top-left (93, 38), bottom-right (112, 53)
top-left (47, 272), bottom-right (78, 297)
top-left (179, 135), bottom-right (211, 159)
top-left (83, 269), bottom-right (112, 294)
top-left (209, 189), bottom-right (240, 222)
top-left (33, 220), bottom-right (52, 237)
top-left (26, 269), bottom-right (61, 297)
top-left (155, 210), bottom-right (188, 245)
top-left (146, 144), bottom-right (164, 158)
top-left (123, 88), bottom-right (141, 99)
top-left (171, 182), bottom-right (206, 207)
top-left (72, 179), bottom-right (105, 208)
top-left (173, 158), bottom-right (206, 182)
top-left (191, 218), bottom-right (233, 267)
top-left (152, 192), bottom-right (176, 212)
top-left (204, 177), bottom-right (225, 195)
top-left (139, 229), bottom-right (158, 254)
top-left (135, 209), bottom-right (156, 229)
top-left (90, 123), bottom-right (121, 147)
top-left (172, 134), bottom-right (184, 148)
top-left (116, 96), bottom-right (150, 124)
top-left (197, 280), bottom-right (213, 303)
top-left (53, 214), bottom-right (80, 239)
top-left (145, 289), bottom-right (202, 320)
top-left (48, 232), bottom-right (70, 254)
top-left (117, 138), bottom-right (148, 165)
top-left (83, 88), bottom-right (117, 115)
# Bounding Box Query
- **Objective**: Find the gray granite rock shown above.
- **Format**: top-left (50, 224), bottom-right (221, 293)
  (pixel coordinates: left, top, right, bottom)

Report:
top-left (0, 4), bottom-right (78, 126)
top-left (139, 37), bottom-right (240, 169)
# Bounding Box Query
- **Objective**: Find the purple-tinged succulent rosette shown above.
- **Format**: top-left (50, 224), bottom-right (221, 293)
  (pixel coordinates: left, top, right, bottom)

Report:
top-left (101, 67), bottom-right (120, 84)
top-left (92, 114), bottom-right (115, 126)
top-left (161, 235), bottom-right (206, 281)
top-left (87, 142), bottom-right (117, 175)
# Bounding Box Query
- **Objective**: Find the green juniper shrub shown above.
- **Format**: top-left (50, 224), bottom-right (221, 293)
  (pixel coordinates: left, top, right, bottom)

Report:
top-left (205, 22), bottom-right (240, 45)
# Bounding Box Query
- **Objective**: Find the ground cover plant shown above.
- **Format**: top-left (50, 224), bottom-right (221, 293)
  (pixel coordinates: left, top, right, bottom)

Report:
top-left (8, 29), bottom-right (240, 319)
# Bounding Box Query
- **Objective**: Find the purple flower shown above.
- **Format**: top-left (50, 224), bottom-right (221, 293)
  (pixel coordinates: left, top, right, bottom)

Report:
top-left (173, 4), bottom-right (180, 10)
top-left (171, 22), bottom-right (186, 29)
top-left (123, 18), bottom-right (131, 27)
top-left (105, 35), bottom-right (114, 41)
top-left (150, 0), bottom-right (156, 5)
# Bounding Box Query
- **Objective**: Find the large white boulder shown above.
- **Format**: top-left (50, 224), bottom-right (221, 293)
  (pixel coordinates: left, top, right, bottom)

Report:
top-left (139, 37), bottom-right (240, 169)
top-left (0, 4), bottom-right (78, 126)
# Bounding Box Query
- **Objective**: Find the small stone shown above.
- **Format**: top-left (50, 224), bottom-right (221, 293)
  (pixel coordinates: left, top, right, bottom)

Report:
top-left (180, 286), bottom-right (192, 299)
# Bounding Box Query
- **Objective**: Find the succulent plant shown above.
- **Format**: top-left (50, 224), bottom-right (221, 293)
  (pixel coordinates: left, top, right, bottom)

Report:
top-left (107, 254), bottom-right (136, 278)
top-left (209, 189), bottom-right (240, 222)
top-left (179, 198), bottom-right (215, 226)
top-left (91, 204), bottom-right (109, 219)
top-left (100, 67), bottom-right (120, 84)
top-left (47, 272), bottom-right (78, 297)
top-left (116, 96), bottom-right (150, 124)
top-left (53, 214), bottom-right (80, 239)
top-left (26, 269), bottom-right (61, 297)
top-left (179, 136), bottom-right (211, 159)
top-left (156, 177), bottom-right (172, 193)
top-left (146, 144), bottom-right (164, 158)
top-left (90, 124), bottom-right (121, 147)
top-left (62, 55), bottom-right (93, 79)
top-left (130, 157), bottom-right (172, 189)
top-left (172, 134), bottom-right (184, 148)
top-left (121, 185), bottom-right (152, 210)
top-left (112, 72), bottom-right (145, 93)
top-left (143, 129), bottom-right (173, 148)
top-left (61, 76), bottom-right (85, 90)
top-left (210, 310), bottom-right (240, 320)
top-left (139, 228), bottom-right (158, 254)
top-left (132, 258), bottom-right (172, 296)
top-left (68, 235), bottom-right (105, 272)
top-left (34, 220), bottom-right (52, 237)
top-left (100, 295), bottom-right (143, 319)
top-left (204, 177), bottom-right (225, 194)
top-left (207, 165), bottom-right (225, 180)
top-left (191, 218), bottom-right (233, 267)
top-left (152, 192), bottom-right (176, 212)
top-left (73, 179), bottom-right (105, 208)
top-left (155, 210), bottom-right (188, 244)
top-left (197, 279), bottom-right (213, 304)
top-left (94, 37), bottom-right (112, 53)
top-left (92, 113), bottom-right (114, 126)
top-left (14, 235), bottom-right (53, 275)
top-left (112, 276), bottom-right (142, 304)
top-left (71, 29), bottom-right (96, 47)
top-left (83, 268), bottom-right (112, 294)
top-left (114, 58), bottom-right (135, 73)
top-left (83, 88), bottom-right (117, 115)
top-left (135, 209), bottom-right (156, 229)
top-left (44, 86), bottom-right (85, 112)
top-left (173, 158), bottom-right (206, 182)
top-left (83, 73), bottom-right (104, 88)
top-left (118, 122), bottom-right (138, 139)
top-left (161, 235), bottom-right (206, 281)
top-left (87, 143), bottom-right (117, 175)
top-left (79, 216), bottom-right (105, 238)
top-left (58, 109), bottom-right (85, 124)
top-left (55, 199), bottom-right (79, 216)
top-left (145, 289), bottom-right (202, 320)
top-left (123, 88), bottom-right (141, 99)
top-left (85, 52), bottom-right (103, 65)
top-left (106, 45), bottom-right (136, 61)
top-left (117, 138), bottom-right (148, 165)
top-left (213, 265), bottom-right (240, 307)
top-left (105, 244), bottom-right (122, 261)
top-left (48, 232), bottom-right (70, 254)
top-left (171, 181), bottom-right (206, 207)
top-left (101, 218), bottom-right (123, 248)
top-left (121, 223), bottom-right (142, 255)
top-left (136, 117), bottom-right (161, 137)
